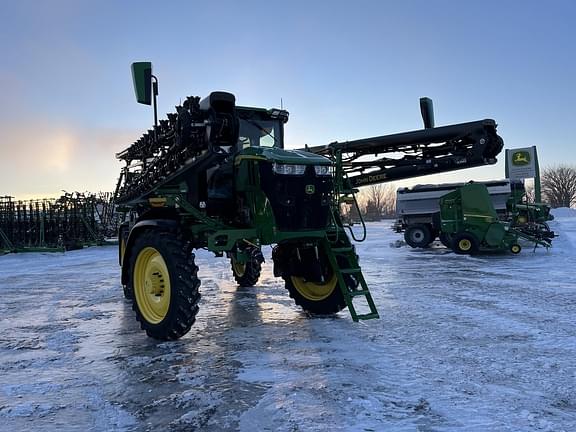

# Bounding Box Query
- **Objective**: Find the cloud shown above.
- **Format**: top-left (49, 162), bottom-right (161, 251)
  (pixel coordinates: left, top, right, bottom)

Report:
top-left (39, 128), bottom-right (75, 172)
top-left (0, 71), bottom-right (143, 199)
top-left (1, 122), bottom-right (73, 172)
top-left (0, 120), bottom-right (139, 198)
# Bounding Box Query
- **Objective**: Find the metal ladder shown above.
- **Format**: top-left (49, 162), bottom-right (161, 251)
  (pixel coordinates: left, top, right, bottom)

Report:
top-left (323, 148), bottom-right (378, 321)
top-left (323, 236), bottom-right (379, 322)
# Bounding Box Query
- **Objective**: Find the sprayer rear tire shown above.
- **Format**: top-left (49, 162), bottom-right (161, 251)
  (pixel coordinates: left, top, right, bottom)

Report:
top-left (231, 247), bottom-right (263, 287)
top-left (127, 230), bottom-right (200, 340)
top-left (404, 224), bottom-right (433, 248)
top-left (451, 233), bottom-right (479, 255)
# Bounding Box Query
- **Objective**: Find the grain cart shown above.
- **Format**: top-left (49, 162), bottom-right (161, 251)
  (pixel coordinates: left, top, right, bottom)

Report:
top-left (116, 63), bottom-right (504, 339)
top-left (439, 183), bottom-right (552, 254)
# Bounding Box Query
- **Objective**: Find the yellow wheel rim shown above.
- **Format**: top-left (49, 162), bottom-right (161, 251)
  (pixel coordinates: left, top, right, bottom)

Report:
top-left (511, 245), bottom-right (521, 253)
top-left (459, 239), bottom-right (472, 251)
top-left (291, 274), bottom-right (338, 301)
top-left (231, 257), bottom-right (246, 277)
top-left (133, 247), bottom-right (171, 324)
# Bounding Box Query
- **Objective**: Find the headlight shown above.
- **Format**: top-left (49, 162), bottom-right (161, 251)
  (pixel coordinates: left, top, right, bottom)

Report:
top-left (314, 165), bottom-right (332, 176)
top-left (272, 163), bottom-right (306, 175)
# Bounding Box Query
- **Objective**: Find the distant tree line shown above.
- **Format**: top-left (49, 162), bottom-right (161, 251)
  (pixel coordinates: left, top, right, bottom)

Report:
top-left (541, 165), bottom-right (576, 208)
top-left (343, 184), bottom-right (397, 222)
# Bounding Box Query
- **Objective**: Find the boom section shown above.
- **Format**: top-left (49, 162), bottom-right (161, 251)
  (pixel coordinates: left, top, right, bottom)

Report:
top-left (114, 92), bottom-right (288, 206)
top-left (305, 119), bottom-right (503, 188)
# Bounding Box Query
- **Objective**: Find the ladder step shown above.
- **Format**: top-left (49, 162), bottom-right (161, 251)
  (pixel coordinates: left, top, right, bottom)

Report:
top-left (341, 268), bottom-right (362, 275)
top-left (331, 247), bottom-right (354, 253)
top-left (356, 312), bottom-right (380, 320)
top-left (325, 240), bottom-right (380, 323)
top-left (349, 289), bottom-right (371, 297)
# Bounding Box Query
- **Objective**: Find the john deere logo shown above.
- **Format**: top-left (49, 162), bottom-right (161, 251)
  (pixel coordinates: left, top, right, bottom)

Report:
top-left (305, 184), bottom-right (315, 194)
top-left (512, 151), bottom-right (531, 166)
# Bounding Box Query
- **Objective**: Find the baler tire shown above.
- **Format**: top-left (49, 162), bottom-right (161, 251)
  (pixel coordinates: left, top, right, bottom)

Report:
top-left (128, 230), bottom-right (200, 340)
top-left (439, 233), bottom-right (452, 248)
top-left (510, 243), bottom-right (522, 254)
top-left (451, 233), bottom-right (479, 255)
top-left (231, 247), bottom-right (263, 287)
top-left (404, 224), bottom-right (433, 248)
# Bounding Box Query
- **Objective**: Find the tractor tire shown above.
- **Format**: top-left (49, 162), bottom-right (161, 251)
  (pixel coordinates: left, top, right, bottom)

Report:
top-left (119, 230), bottom-right (127, 266)
top-left (122, 280), bottom-right (132, 301)
top-left (439, 233), bottom-right (453, 248)
top-left (510, 243), bottom-right (522, 254)
top-left (127, 229), bottom-right (200, 340)
top-left (404, 224), bottom-right (433, 248)
top-left (119, 227), bottom-right (132, 300)
top-left (451, 233), bottom-right (479, 255)
top-left (230, 246), bottom-right (263, 287)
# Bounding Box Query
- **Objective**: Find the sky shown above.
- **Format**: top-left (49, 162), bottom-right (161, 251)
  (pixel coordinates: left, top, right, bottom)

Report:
top-left (1, 0), bottom-right (575, 199)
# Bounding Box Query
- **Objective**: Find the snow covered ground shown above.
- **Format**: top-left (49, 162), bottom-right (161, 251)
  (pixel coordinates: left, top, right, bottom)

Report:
top-left (1, 210), bottom-right (575, 431)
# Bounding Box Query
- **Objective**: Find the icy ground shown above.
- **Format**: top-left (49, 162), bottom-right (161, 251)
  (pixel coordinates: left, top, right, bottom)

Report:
top-left (1, 211), bottom-right (575, 432)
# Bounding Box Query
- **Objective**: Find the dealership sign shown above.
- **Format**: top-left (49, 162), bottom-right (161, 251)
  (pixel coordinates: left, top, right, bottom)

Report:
top-left (505, 146), bottom-right (538, 180)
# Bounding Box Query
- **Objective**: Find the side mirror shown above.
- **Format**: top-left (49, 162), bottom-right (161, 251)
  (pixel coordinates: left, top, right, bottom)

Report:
top-left (419, 97), bottom-right (435, 129)
top-left (131, 62), bottom-right (153, 105)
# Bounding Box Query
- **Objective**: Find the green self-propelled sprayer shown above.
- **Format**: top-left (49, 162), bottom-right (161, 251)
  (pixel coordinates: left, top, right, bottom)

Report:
top-left (116, 63), bottom-right (504, 339)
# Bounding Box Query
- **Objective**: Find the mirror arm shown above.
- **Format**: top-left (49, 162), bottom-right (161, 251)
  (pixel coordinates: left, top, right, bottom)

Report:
top-left (152, 75), bottom-right (159, 131)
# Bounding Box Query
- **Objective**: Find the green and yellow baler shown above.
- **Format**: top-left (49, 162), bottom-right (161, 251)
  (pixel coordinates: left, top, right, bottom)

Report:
top-left (440, 183), bottom-right (552, 255)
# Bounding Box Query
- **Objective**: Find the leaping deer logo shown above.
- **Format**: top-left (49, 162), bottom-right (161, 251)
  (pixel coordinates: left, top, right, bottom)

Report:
top-left (513, 151), bottom-right (530, 166)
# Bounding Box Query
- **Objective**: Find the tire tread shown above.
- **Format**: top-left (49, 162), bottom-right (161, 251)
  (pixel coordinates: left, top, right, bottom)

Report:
top-left (127, 229), bottom-right (201, 340)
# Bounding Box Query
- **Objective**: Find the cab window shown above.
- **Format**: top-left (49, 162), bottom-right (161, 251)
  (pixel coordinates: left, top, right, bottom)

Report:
top-left (238, 119), bottom-right (280, 148)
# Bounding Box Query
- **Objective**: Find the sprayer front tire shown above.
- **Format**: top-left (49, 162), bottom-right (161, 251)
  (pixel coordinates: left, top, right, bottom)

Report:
top-left (231, 247), bottom-right (263, 287)
top-left (284, 274), bottom-right (346, 315)
top-left (128, 230), bottom-right (200, 340)
top-left (281, 247), bottom-right (350, 315)
top-left (404, 224), bottom-right (433, 248)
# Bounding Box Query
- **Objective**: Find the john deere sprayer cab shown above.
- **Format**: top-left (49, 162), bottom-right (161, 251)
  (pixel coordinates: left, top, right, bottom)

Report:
top-left (116, 62), bottom-right (504, 339)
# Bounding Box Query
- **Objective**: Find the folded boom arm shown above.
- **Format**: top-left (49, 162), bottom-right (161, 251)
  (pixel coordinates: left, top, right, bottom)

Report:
top-left (305, 119), bottom-right (504, 188)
